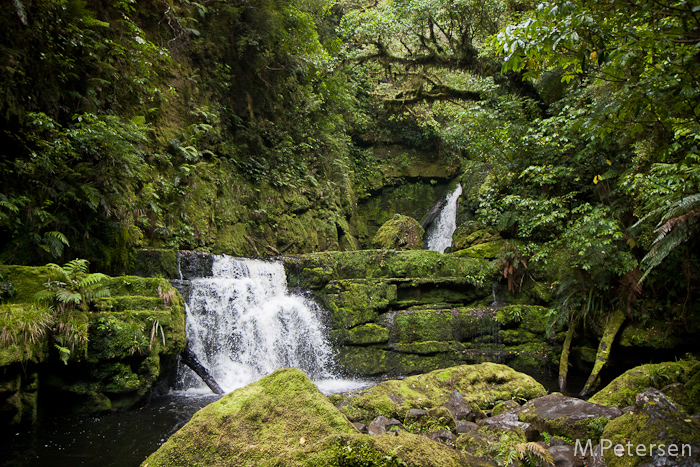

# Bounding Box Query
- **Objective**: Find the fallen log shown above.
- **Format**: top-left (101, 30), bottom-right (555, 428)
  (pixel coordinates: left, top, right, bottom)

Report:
top-left (180, 345), bottom-right (224, 395)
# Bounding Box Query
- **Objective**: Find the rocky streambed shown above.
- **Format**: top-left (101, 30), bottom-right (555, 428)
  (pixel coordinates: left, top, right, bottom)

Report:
top-left (141, 361), bottom-right (700, 467)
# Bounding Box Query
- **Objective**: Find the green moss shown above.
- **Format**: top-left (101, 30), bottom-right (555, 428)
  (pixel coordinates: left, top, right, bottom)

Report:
top-left (142, 368), bottom-right (358, 467)
top-left (496, 305), bottom-right (550, 334)
top-left (213, 223), bottom-right (254, 256)
top-left (0, 265), bottom-right (51, 304)
top-left (618, 321), bottom-right (684, 349)
top-left (0, 304), bottom-right (52, 366)
top-left (127, 249), bottom-right (179, 279)
top-left (330, 323), bottom-right (390, 345)
top-left (590, 360), bottom-right (700, 412)
top-left (393, 341), bottom-right (464, 355)
top-left (287, 250), bottom-right (494, 284)
top-left (602, 398), bottom-right (700, 467)
top-left (323, 279), bottom-right (397, 329)
top-left (372, 214), bottom-right (424, 250)
top-left (335, 347), bottom-right (391, 376)
top-left (331, 363), bottom-right (546, 425)
top-left (394, 310), bottom-right (455, 343)
top-left (452, 240), bottom-right (504, 260)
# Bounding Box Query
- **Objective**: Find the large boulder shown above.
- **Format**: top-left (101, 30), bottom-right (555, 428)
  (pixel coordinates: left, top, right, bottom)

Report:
top-left (329, 363), bottom-right (546, 426)
top-left (373, 214), bottom-right (424, 250)
top-left (142, 368), bottom-right (357, 466)
top-left (601, 388), bottom-right (700, 467)
top-left (517, 393), bottom-right (623, 441)
top-left (590, 360), bottom-right (700, 414)
top-left (142, 368), bottom-right (496, 467)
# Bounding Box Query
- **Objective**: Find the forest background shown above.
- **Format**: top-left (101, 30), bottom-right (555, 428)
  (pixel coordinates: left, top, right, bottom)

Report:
top-left (1, 0), bottom-right (699, 387)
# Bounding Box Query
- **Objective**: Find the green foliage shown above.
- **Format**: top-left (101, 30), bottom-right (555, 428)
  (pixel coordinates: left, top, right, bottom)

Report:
top-left (34, 258), bottom-right (110, 360)
top-left (496, 441), bottom-right (554, 467)
top-left (334, 441), bottom-right (408, 467)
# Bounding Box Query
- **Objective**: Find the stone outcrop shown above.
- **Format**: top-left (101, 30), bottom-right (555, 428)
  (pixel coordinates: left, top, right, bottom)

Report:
top-left (0, 265), bottom-right (186, 425)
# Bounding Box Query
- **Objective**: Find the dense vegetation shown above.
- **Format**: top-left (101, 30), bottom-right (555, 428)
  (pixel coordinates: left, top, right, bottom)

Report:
top-left (1, 0), bottom-right (698, 390)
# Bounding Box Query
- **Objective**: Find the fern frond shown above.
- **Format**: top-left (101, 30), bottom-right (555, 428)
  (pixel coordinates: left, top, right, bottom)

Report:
top-left (78, 273), bottom-right (108, 289)
top-left (64, 258), bottom-right (89, 275)
top-left (640, 212), bottom-right (699, 281)
top-left (56, 289), bottom-right (82, 304)
top-left (659, 194), bottom-right (700, 224)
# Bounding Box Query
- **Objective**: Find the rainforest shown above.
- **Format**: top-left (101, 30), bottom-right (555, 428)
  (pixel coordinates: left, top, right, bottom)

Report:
top-left (1, 0), bottom-right (699, 466)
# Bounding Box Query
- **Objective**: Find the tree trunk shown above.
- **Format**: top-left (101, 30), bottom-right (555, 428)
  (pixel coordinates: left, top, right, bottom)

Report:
top-left (180, 345), bottom-right (224, 395)
top-left (558, 323), bottom-right (575, 393)
top-left (579, 309), bottom-right (626, 397)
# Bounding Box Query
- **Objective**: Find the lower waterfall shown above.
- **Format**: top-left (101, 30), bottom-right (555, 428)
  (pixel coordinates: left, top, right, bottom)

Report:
top-left (425, 184), bottom-right (462, 253)
top-left (175, 255), bottom-right (356, 394)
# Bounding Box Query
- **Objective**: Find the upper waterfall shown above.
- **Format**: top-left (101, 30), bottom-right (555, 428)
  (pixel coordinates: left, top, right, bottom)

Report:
top-left (176, 255), bottom-right (339, 394)
top-left (425, 184), bottom-right (462, 253)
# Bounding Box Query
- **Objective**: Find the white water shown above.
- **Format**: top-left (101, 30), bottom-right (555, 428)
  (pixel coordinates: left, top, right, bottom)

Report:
top-left (176, 255), bottom-right (368, 395)
top-left (426, 184), bottom-right (462, 253)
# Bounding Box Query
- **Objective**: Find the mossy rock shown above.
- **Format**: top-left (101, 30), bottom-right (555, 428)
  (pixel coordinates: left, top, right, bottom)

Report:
top-left (589, 360), bottom-right (700, 414)
top-left (452, 240), bottom-right (504, 260)
top-left (373, 214), bottom-right (425, 250)
top-left (323, 279), bottom-right (397, 329)
top-left (143, 368), bottom-right (488, 467)
top-left (456, 308), bottom-right (499, 340)
top-left (127, 249), bottom-right (179, 279)
top-left (332, 431), bottom-right (495, 467)
top-left (330, 324), bottom-right (390, 345)
top-left (393, 341), bottom-right (464, 355)
top-left (329, 363), bottom-right (546, 426)
top-left (393, 309), bottom-right (456, 343)
top-left (517, 394), bottom-right (622, 442)
top-left (285, 250), bottom-right (494, 286)
top-left (142, 368), bottom-right (359, 467)
top-left (496, 305), bottom-right (550, 335)
top-left (336, 347), bottom-right (391, 376)
top-left (601, 388), bottom-right (700, 467)
top-left (618, 321), bottom-right (685, 349)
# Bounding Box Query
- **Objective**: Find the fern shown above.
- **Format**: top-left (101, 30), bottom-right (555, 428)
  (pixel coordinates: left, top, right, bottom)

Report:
top-left (35, 259), bottom-right (111, 362)
top-left (498, 442), bottom-right (554, 467)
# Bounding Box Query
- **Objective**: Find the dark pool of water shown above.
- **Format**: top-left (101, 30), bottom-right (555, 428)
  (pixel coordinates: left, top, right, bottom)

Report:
top-left (0, 393), bottom-right (220, 467)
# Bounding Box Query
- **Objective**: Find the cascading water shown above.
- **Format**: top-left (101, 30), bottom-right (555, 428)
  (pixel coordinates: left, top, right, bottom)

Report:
top-left (426, 184), bottom-right (463, 253)
top-left (176, 255), bottom-right (347, 394)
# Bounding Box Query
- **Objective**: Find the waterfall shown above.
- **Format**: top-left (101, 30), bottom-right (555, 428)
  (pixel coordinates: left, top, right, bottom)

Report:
top-left (426, 184), bottom-right (462, 253)
top-left (175, 255), bottom-right (345, 394)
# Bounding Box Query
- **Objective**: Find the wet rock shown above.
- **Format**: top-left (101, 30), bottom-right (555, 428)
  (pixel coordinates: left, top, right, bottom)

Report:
top-left (353, 422), bottom-right (367, 433)
top-left (589, 360), bottom-right (700, 414)
top-left (491, 399), bottom-right (521, 416)
top-left (405, 408), bottom-right (429, 425)
top-left (480, 412), bottom-right (538, 441)
top-left (445, 390), bottom-right (477, 421)
top-left (586, 444), bottom-right (606, 467)
top-left (549, 445), bottom-right (584, 467)
top-left (518, 393), bottom-right (623, 440)
top-left (456, 421), bottom-right (479, 433)
top-left (426, 429), bottom-right (457, 446)
top-left (602, 388), bottom-right (700, 467)
top-left (368, 415), bottom-right (404, 435)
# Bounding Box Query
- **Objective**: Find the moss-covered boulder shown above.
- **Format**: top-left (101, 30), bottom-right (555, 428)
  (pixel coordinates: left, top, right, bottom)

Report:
top-left (517, 394), bottom-right (622, 441)
top-left (328, 363), bottom-right (546, 426)
top-left (601, 388), bottom-right (700, 467)
top-left (142, 368), bottom-right (356, 466)
top-left (589, 360), bottom-right (700, 414)
top-left (142, 368), bottom-right (492, 467)
top-left (373, 214), bottom-right (425, 250)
